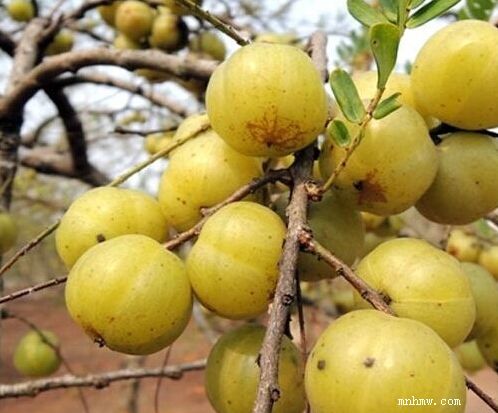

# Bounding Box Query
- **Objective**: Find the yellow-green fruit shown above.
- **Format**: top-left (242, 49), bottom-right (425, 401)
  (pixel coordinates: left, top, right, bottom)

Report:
top-left (462, 263), bottom-right (498, 339)
top-left (354, 238), bottom-right (476, 348)
top-left (144, 131), bottom-right (174, 155)
top-left (98, 1), bottom-right (123, 26)
top-left (412, 20), bottom-right (498, 130)
top-left (136, 68), bottom-right (171, 83)
top-left (186, 202), bottom-right (286, 319)
top-left (455, 340), bottom-right (486, 373)
top-left (206, 43), bottom-right (328, 157)
top-left (45, 30), bottom-right (74, 56)
top-left (0, 212), bottom-right (18, 254)
top-left (361, 212), bottom-right (386, 231)
top-left (416, 133), bottom-right (498, 225)
top-left (189, 32), bottom-right (226, 61)
top-left (149, 9), bottom-right (187, 51)
top-left (478, 245), bottom-right (498, 280)
top-left (115, 0), bottom-right (154, 41)
top-left (276, 192), bottom-right (364, 281)
top-left (7, 0), bottom-right (34, 22)
top-left (14, 331), bottom-right (61, 377)
top-left (351, 71), bottom-right (438, 128)
top-left (114, 33), bottom-right (141, 50)
top-left (158, 130), bottom-right (262, 231)
top-left (206, 324), bottom-right (305, 413)
top-left (361, 232), bottom-right (394, 257)
top-left (476, 326), bottom-right (498, 372)
top-left (446, 229), bottom-right (481, 262)
top-left (320, 106), bottom-right (438, 216)
top-left (306, 310), bottom-right (466, 413)
top-left (65, 235), bottom-right (192, 355)
top-left (56, 187), bottom-right (168, 268)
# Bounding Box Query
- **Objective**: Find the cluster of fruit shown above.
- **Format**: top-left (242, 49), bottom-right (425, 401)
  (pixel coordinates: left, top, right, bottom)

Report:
top-left (98, 0), bottom-right (226, 82)
top-left (6, 0), bottom-right (74, 55)
top-left (5, 8), bottom-right (498, 411)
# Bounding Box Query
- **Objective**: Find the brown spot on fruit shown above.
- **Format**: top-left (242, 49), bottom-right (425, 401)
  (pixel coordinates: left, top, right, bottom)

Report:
top-left (317, 360), bottom-right (326, 370)
top-left (363, 357), bottom-right (375, 368)
top-left (354, 170), bottom-right (387, 205)
top-left (96, 233), bottom-right (106, 243)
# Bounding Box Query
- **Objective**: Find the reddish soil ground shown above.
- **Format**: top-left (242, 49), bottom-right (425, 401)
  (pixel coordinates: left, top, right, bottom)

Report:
top-left (0, 296), bottom-right (496, 413)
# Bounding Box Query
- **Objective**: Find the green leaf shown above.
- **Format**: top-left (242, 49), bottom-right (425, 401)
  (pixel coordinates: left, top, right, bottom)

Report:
top-left (410, 0), bottom-right (427, 8)
top-left (369, 23), bottom-right (401, 89)
top-left (327, 120), bottom-right (351, 147)
top-left (397, 0), bottom-right (410, 26)
top-left (347, 0), bottom-right (389, 26)
top-left (379, 0), bottom-right (398, 21)
top-left (458, 6), bottom-right (472, 18)
top-left (373, 93), bottom-right (402, 119)
top-left (406, 0), bottom-right (461, 28)
top-left (329, 69), bottom-right (366, 124)
top-left (466, 0), bottom-right (497, 20)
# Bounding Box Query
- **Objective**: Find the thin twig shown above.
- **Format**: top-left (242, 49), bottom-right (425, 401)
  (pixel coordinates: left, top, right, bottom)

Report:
top-left (0, 276), bottom-right (67, 304)
top-left (466, 377), bottom-right (498, 413)
top-left (174, 0), bottom-right (250, 46)
top-left (0, 359), bottom-right (206, 398)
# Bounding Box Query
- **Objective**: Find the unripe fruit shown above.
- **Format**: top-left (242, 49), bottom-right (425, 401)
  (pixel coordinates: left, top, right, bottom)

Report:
top-left (206, 43), bottom-right (328, 157)
top-left (7, 0), bottom-right (35, 22)
top-left (306, 310), bottom-right (466, 413)
top-left (0, 212), bottom-right (18, 254)
top-left (416, 132), bottom-right (498, 225)
top-left (476, 326), bottom-right (498, 372)
top-left (158, 129), bottom-right (262, 231)
top-left (144, 131), bottom-right (174, 155)
top-left (161, 0), bottom-right (202, 15)
top-left (45, 30), bottom-right (74, 56)
top-left (66, 235), bottom-right (192, 355)
top-left (187, 202), bottom-right (286, 319)
top-left (98, 1), bottom-right (123, 26)
top-left (149, 8), bottom-right (187, 51)
top-left (361, 232), bottom-right (394, 257)
top-left (412, 20), bottom-right (498, 130)
top-left (114, 33), bottom-right (141, 50)
top-left (205, 324), bottom-right (305, 413)
top-left (455, 340), bottom-right (486, 373)
top-left (14, 330), bottom-right (61, 377)
top-left (446, 229), bottom-right (481, 262)
top-left (115, 0), bottom-right (154, 41)
top-left (320, 106), bottom-right (438, 216)
top-left (56, 187), bottom-right (168, 268)
top-left (189, 32), bottom-right (226, 61)
top-left (354, 238), bottom-right (476, 348)
top-left (276, 192), bottom-right (364, 281)
top-left (478, 245), bottom-right (498, 280)
top-left (461, 263), bottom-right (498, 339)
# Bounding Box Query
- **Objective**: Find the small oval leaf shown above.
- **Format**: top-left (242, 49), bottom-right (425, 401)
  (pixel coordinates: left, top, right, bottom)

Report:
top-left (369, 23), bottom-right (401, 90)
top-left (379, 0), bottom-right (398, 21)
top-left (329, 69), bottom-right (366, 124)
top-left (466, 0), bottom-right (496, 20)
top-left (347, 0), bottom-right (389, 26)
top-left (406, 0), bottom-right (461, 28)
top-left (327, 119), bottom-right (351, 148)
top-left (373, 92), bottom-right (402, 119)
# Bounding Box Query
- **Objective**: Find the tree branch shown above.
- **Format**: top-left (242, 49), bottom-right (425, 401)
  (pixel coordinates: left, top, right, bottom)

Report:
top-left (54, 73), bottom-right (189, 117)
top-left (0, 359), bottom-right (206, 399)
top-left (252, 31), bottom-right (327, 413)
top-left (0, 49), bottom-right (218, 118)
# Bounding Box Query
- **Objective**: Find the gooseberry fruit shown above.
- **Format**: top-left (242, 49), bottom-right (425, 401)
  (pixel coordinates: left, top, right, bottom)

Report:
top-left (14, 330), bottom-right (61, 377)
top-left (98, 1), bottom-right (123, 26)
top-left (354, 238), bottom-right (476, 347)
top-left (416, 132), bottom-right (498, 225)
top-left (65, 234), bottom-right (192, 355)
top-left (205, 324), bottom-right (305, 413)
top-left (189, 32), bottom-right (226, 61)
top-left (412, 20), bottom-right (498, 130)
top-left (320, 105), bottom-right (438, 216)
top-left (0, 212), bottom-right (18, 254)
top-left (206, 43), bottom-right (328, 157)
top-left (115, 0), bottom-right (154, 41)
top-left (455, 340), bottom-right (486, 373)
top-left (149, 8), bottom-right (188, 52)
top-left (158, 129), bottom-right (262, 231)
top-left (476, 326), bottom-right (498, 372)
top-left (446, 229), bottom-right (481, 262)
top-left (306, 310), bottom-right (466, 413)
top-left (56, 187), bottom-right (168, 268)
top-left (45, 30), bottom-right (74, 56)
top-left (478, 245), bottom-right (498, 280)
top-left (186, 202), bottom-right (286, 319)
top-left (7, 0), bottom-right (34, 22)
